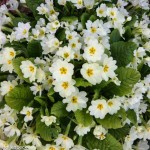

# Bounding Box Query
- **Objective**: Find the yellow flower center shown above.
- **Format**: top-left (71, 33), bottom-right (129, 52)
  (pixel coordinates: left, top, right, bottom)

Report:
top-left (23, 29), bottom-right (27, 35)
top-left (10, 51), bottom-right (15, 57)
top-left (99, 133), bottom-right (105, 140)
top-left (68, 35), bottom-right (72, 40)
top-left (86, 69), bottom-right (93, 77)
top-left (91, 27), bottom-right (97, 33)
top-left (89, 47), bottom-right (96, 55)
top-left (50, 10), bottom-right (55, 15)
top-left (9, 86), bottom-right (13, 91)
top-left (71, 43), bottom-right (76, 48)
top-left (103, 65), bottom-right (109, 72)
top-left (78, 0), bottom-right (82, 5)
top-left (60, 67), bottom-right (67, 74)
top-left (26, 111), bottom-right (31, 116)
top-left (64, 52), bottom-right (69, 58)
top-left (71, 96), bottom-right (78, 103)
top-left (39, 29), bottom-right (45, 36)
top-left (99, 9), bottom-right (104, 14)
top-left (62, 135), bottom-right (68, 140)
top-left (7, 60), bottom-right (12, 64)
top-left (29, 66), bottom-right (35, 73)
top-left (49, 147), bottom-right (56, 150)
top-left (97, 104), bottom-right (104, 110)
top-left (62, 82), bottom-right (69, 89)
top-left (110, 11), bottom-right (115, 16)
top-left (108, 101), bottom-right (113, 106)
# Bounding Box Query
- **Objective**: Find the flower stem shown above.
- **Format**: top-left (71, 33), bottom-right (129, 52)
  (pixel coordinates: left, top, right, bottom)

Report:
top-left (65, 121), bottom-right (72, 136)
top-left (78, 136), bottom-right (83, 145)
top-left (1, 26), bottom-right (13, 32)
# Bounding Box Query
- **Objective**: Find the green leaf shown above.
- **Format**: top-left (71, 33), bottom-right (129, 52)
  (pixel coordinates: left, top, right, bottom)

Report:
top-left (81, 13), bottom-right (90, 28)
top-left (34, 96), bottom-right (47, 106)
top-left (55, 28), bottom-right (66, 41)
top-left (51, 101), bottom-right (68, 118)
top-left (89, 15), bottom-right (97, 22)
top-left (127, 109), bottom-right (137, 124)
top-left (61, 16), bottom-right (78, 23)
top-left (109, 125), bottom-right (130, 140)
top-left (26, 0), bottom-right (44, 19)
top-left (5, 85), bottom-right (34, 111)
top-left (75, 110), bottom-right (93, 127)
top-left (111, 41), bottom-right (137, 67)
top-left (125, 16), bottom-right (137, 27)
top-left (86, 133), bottom-right (123, 150)
top-left (12, 57), bottom-right (30, 83)
top-left (96, 114), bottom-right (123, 129)
top-left (12, 18), bottom-right (29, 27)
top-left (36, 115), bottom-right (59, 141)
top-left (75, 78), bottom-right (92, 87)
top-left (123, 26), bottom-right (133, 39)
top-left (102, 67), bottom-right (141, 97)
top-left (27, 40), bottom-right (42, 57)
top-left (110, 29), bottom-right (122, 44)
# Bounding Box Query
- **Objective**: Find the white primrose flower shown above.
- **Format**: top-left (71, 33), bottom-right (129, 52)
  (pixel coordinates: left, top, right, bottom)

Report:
top-left (71, 145), bottom-right (87, 150)
top-left (71, 0), bottom-right (84, 9)
top-left (30, 83), bottom-right (43, 96)
top-left (49, 59), bottom-right (74, 81)
top-left (35, 68), bottom-right (46, 83)
top-left (55, 134), bottom-right (74, 149)
top-left (83, 39), bottom-right (104, 62)
top-left (88, 99), bottom-right (108, 119)
top-left (74, 124), bottom-right (91, 136)
top-left (100, 55), bottom-right (117, 81)
top-left (96, 3), bottom-right (107, 17)
top-left (80, 63), bottom-right (102, 85)
top-left (63, 88), bottom-right (88, 112)
top-left (56, 46), bottom-right (74, 62)
top-left (4, 124), bottom-right (20, 137)
top-left (41, 115), bottom-right (56, 126)
top-left (68, 37), bottom-right (82, 51)
top-left (0, 80), bottom-right (18, 96)
top-left (107, 98), bottom-right (121, 115)
top-left (45, 144), bottom-right (59, 150)
top-left (83, 0), bottom-right (95, 9)
top-left (14, 22), bottom-right (31, 40)
top-left (93, 125), bottom-right (108, 140)
top-left (137, 140), bottom-right (149, 150)
top-left (58, 0), bottom-right (67, 5)
top-left (53, 79), bottom-right (76, 98)
top-left (20, 60), bottom-right (37, 82)
top-left (22, 133), bottom-right (42, 147)
top-left (20, 106), bottom-right (33, 122)
top-left (1, 47), bottom-right (16, 60)
top-left (0, 31), bottom-right (7, 48)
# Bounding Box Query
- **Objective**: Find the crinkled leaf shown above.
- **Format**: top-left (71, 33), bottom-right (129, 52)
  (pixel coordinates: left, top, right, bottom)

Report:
top-left (75, 78), bottom-right (92, 87)
top-left (36, 115), bottom-right (59, 141)
top-left (5, 85), bottom-right (34, 111)
top-left (51, 101), bottom-right (68, 118)
top-left (86, 133), bottom-right (123, 150)
top-left (110, 29), bottom-right (122, 44)
top-left (127, 109), bottom-right (137, 124)
top-left (111, 41), bottom-right (137, 67)
top-left (75, 110), bottom-right (93, 127)
top-left (102, 67), bottom-right (141, 97)
top-left (27, 40), bottom-right (42, 57)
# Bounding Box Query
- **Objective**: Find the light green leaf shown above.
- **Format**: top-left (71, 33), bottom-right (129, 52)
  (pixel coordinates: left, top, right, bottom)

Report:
top-left (75, 78), bottom-right (92, 87)
top-left (61, 16), bottom-right (78, 23)
top-left (12, 57), bottom-right (30, 83)
top-left (27, 40), bottom-right (42, 57)
top-left (127, 109), bottom-right (137, 124)
top-left (110, 29), bottom-right (122, 44)
top-left (36, 115), bottom-right (59, 141)
top-left (81, 13), bottom-right (90, 28)
top-left (111, 41), bottom-right (137, 67)
top-left (96, 114), bottom-right (123, 129)
top-left (75, 110), bottom-right (93, 127)
top-left (5, 85), bottom-right (34, 111)
top-left (102, 67), bottom-right (141, 97)
top-left (86, 133), bottom-right (123, 150)
top-left (51, 101), bottom-right (68, 118)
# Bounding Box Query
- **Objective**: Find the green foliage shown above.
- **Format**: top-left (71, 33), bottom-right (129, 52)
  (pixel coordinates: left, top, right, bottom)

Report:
top-left (86, 133), bottom-right (123, 150)
top-left (5, 85), bottom-right (34, 111)
top-left (75, 78), bottom-right (92, 87)
top-left (110, 29), bottom-right (122, 44)
top-left (127, 109), bottom-right (137, 124)
top-left (102, 67), bottom-right (141, 97)
top-left (111, 41), bottom-right (137, 67)
top-left (61, 16), bottom-right (78, 23)
top-left (75, 110), bottom-right (93, 127)
top-left (36, 115), bottom-right (59, 141)
top-left (81, 13), bottom-right (90, 28)
top-left (51, 101), bottom-right (68, 118)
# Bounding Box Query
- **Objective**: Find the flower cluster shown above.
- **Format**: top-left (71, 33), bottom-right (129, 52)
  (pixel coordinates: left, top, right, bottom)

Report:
top-left (0, 0), bottom-right (150, 150)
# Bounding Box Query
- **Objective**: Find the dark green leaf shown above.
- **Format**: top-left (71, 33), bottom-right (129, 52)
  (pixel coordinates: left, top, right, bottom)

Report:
top-left (75, 110), bottom-right (93, 127)
top-left (27, 40), bottom-right (42, 57)
top-left (127, 109), bottom-right (137, 124)
top-left (111, 41), bottom-right (137, 67)
top-left (110, 29), bottom-right (122, 44)
top-left (51, 101), bottom-right (68, 118)
top-left (81, 13), bottom-right (90, 28)
top-left (5, 85), bottom-right (34, 111)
